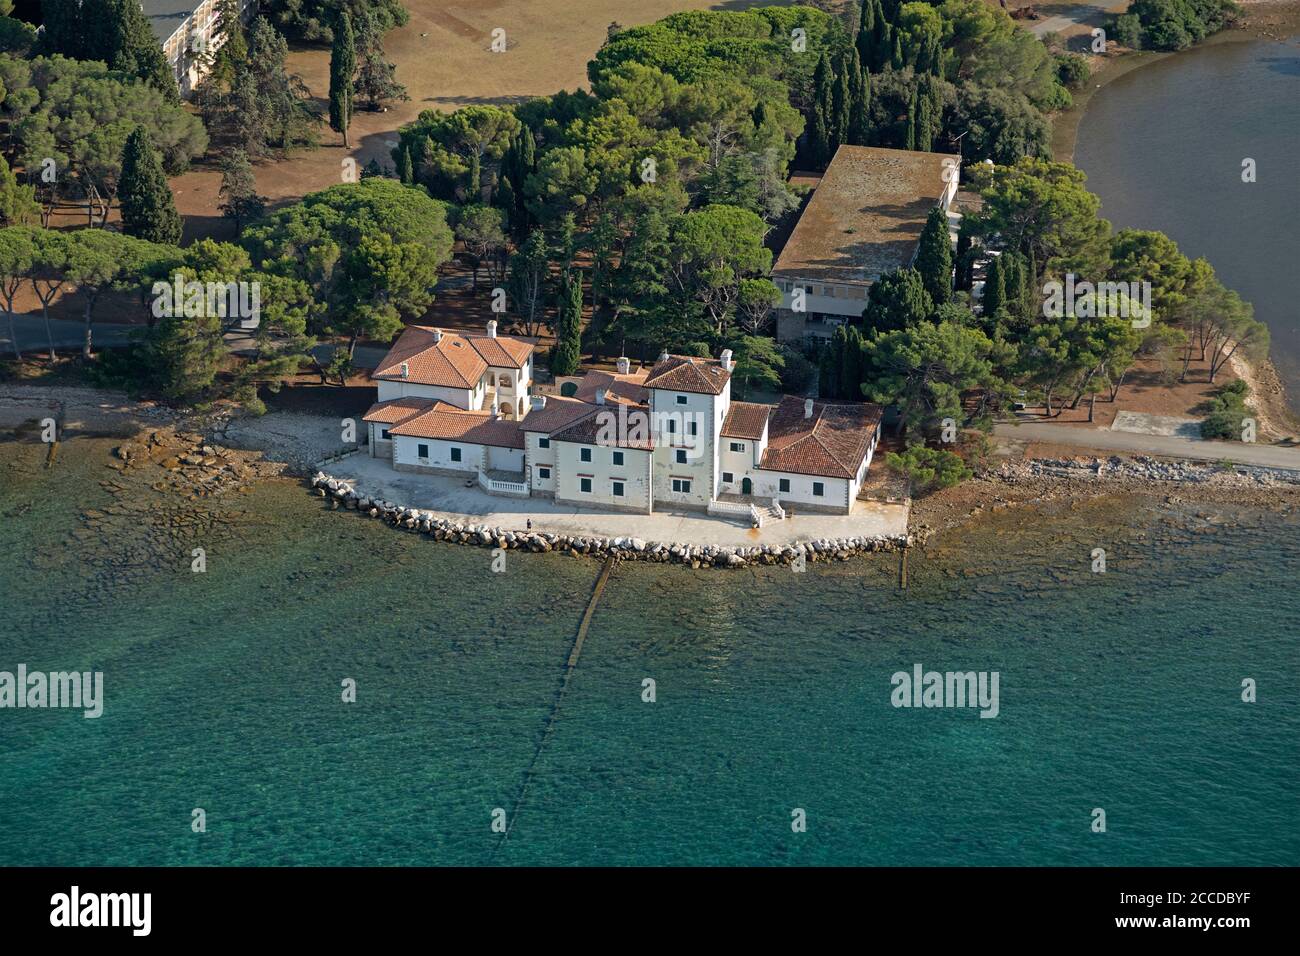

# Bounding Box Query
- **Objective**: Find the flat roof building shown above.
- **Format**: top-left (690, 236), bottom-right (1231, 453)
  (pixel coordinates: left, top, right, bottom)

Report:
top-left (772, 145), bottom-right (960, 343)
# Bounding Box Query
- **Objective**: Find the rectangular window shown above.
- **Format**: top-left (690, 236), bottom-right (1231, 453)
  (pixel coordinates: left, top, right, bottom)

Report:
top-left (450, 447), bottom-right (462, 463)
top-left (580, 447), bottom-right (592, 463)
top-left (612, 481), bottom-right (625, 497)
top-left (380, 428), bottom-right (391, 440)
top-left (779, 478), bottom-right (790, 493)
top-left (580, 477), bottom-right (592, 493)
top-left (538, 437), bottom-right (550, 449)
top-left (722, 472), bottom-right (733, 483)
top-left (672, 478), bottom-right (692, 494)
top-left (417, 443), bottom-right (429, 459)
top-left (675, 449), bottom-right (688, 464)
top-left (676, 395), bottom-right (688, 405)
top-left (688, 420), bottom-right (698, 436)
top-left (538, 467), bottom-right (550, 480)
top-left (612, 451), bottom-right (624, 466)
top-left (813, 481), bottom-right (825, 497)
top-left (667, 419), bottom-right (677, 434)
top-left (729, 441), bottom-right (744, 453)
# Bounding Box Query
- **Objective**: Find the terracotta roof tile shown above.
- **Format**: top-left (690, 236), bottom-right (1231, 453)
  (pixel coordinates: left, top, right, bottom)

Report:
top-left (389, 405), bottom-right (525, 449)
top-left (643, 354), bottom-right (731, 395)
top-left (371, 326), bottom-right (534, 388)
top-left (760, 396), bottom-right (882, 479)
top-left (721, 401), bottom-right (771, 440)
top-left (517, 395), bottom-right (595, 434)
top-left (573, 368), bottom-right (649, 406)
top-left (362, 397), bottom-right (450, 425)
top-left (550, 403), bottom-right (655, 450)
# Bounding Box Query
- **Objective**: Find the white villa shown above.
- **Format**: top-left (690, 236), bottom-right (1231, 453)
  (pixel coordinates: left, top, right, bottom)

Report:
top-left (362, 322), bottom-right (884, 518)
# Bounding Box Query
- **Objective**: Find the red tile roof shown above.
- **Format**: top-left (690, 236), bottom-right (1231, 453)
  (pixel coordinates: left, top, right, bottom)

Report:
top-left (517, 395), bottom-right (594, 434)
top-left (721, 401), bottom-right (771, 440)
top-left (643, 354), bottom-right (731, 395)
top-left (389, 404), bottom-right (525, 449)
top-left (371, 326), bottom-right (534, 388)
top-left (760, 396), bottom-right (882, 479)
top-left (573, 368), bottom-right (649, 406)
top-left (362, 397), bottom-right (448, 425)
top-left (549, 404), bottom-right (655, 450)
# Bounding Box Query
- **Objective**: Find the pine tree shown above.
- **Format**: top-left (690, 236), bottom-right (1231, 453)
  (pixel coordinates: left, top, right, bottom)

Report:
top-left (354, 7), bottom-right (408, 110)
top-left (218, 149), bottom-right (264, 234)
top-left (209, 0), bottom-right (247, 88)
top-left (110, 0), bottom-right (179, 102)
top-left (328, 11), bottom-right (356, 146)
top-left (118, 127), bottom-right (182, 244)
top-left (0, 154), bottom-right (39, 226)
top-left (915, 206), bottom-right (952, 306)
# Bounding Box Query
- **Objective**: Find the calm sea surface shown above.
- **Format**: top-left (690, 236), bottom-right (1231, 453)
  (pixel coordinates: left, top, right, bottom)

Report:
top-left (1, 437), bottom-right (1296, 865)
top-left (1074, 37), bottom-right (1300, 407)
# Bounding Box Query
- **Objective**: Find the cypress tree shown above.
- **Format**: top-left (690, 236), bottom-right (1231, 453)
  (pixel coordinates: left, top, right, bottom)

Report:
top-left (856, 0), bottom-right (874, 68)
top-left (915, 206), bottom-right (952, 306)
top-left (810, 53), bottom-right (833, 163)
top-left (904, 88), bottom-right (918, 151)
top-left (870, 0), bottom-right (891, 72)
top-left (467, 152), bottom-right (481, 201)
top-left (915, 86), bottom-right (933, 151)
top-left (840, 325), bottom-right (864, 400)
top-left (328, 11), bottom-right (356, 147)
top-left (846, 46), bottom-right (870, 146)
top-left (831, 61), bottom-right (851, 149)
top-left (955, 221), bottom-right (974, 291)
top-left (396, 144), bottom-right (413, 185)
top-left (551, 271), bottom-right (583, 377)
top-left (982, 254), bottom-right (1006, 318)
top-left (118, 126), bottom-right (182, 244)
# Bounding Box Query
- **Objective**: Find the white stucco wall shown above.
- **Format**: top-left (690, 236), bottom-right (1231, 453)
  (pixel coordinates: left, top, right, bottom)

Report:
top-left (392, 436), bottom-right (481, 473)
top-left (376, 380), bottom-right (476, 410)
top-left (553, 441), bottom-right (652, 513)
top-left (647, 387), bottom-right (721, 509)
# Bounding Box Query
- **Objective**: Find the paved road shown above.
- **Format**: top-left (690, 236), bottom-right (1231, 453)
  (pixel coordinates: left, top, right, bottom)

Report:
top-left (995, 421), bottom-right (1300, 471)
top-left (1026, 5), bottom-right (1105, 37)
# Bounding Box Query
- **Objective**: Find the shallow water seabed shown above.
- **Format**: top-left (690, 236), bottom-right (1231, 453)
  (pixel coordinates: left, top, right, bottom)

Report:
top-left (0, 437), bottom-right (1296, 865)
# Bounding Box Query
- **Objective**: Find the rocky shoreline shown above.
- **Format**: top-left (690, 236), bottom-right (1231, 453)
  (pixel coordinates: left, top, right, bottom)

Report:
top-left (912, 454), bottom-right (1300, 541)
top-left (308, 472), bottom-right (909, 569)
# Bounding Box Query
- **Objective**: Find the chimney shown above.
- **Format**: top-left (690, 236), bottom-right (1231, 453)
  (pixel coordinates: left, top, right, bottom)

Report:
top-left (804, 398), bottom-right (814, 420)
top-left (399, 361), bottom-right (409, 380)
top-left (486, 319), bottom-right (498, 338)
top-left (616, 356), bottom-right (630, 375)
top-left (531, 395), bottom-right (547, 411)
top-left (595, 389), bottom-right (606, 405)
top-left (657, 349), bottom-right (669, 364)
top-left (431, 328), bottom-right (443, 343)
top-left (492, 404), bottom-right (500, 420)
top-left (719, 348), bottom-right (733, 372)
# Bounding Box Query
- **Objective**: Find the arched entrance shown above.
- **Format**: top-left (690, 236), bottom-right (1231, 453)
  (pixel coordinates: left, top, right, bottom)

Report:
top-left (741, 477), bottom-right (753, 495)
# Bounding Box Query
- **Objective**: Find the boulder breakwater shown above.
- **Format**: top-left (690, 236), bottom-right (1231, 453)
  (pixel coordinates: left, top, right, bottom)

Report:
top-left (309, 472), bottom-right (908, 569)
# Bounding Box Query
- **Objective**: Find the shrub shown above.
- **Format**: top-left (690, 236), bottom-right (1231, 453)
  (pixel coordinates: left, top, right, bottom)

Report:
top-left (884, 445), bottom-right (972, 495)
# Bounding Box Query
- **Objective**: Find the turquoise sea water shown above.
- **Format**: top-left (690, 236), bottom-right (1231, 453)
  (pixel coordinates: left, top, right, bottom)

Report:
top-left (1074, 37), bottom-right (1300, 406)
top-left (1, 437), bottom-right (1296, 865)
